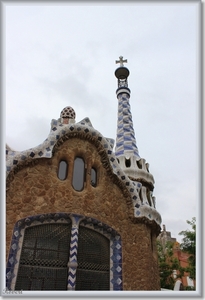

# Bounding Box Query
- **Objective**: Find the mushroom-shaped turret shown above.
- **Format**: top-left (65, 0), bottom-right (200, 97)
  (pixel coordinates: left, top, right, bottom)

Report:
top-left (60, 106), bottom-right (76, 124)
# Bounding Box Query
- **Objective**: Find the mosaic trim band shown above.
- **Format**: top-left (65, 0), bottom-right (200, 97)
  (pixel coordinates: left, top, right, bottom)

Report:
top-left (6, 213), bottom-right (123, 291)
top-left (6, 117), bottom-right (161, 225)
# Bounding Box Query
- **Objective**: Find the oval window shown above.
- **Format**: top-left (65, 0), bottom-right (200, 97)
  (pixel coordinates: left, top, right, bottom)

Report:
top-left (58, 160), bottom-right (68, 180)
top-left (72, 157), bottom-right (85, 191)
top-left (91, 167), bottom-right (97, 187)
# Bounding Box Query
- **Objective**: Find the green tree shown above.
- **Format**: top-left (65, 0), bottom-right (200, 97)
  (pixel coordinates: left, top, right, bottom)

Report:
top-left (157, 240), bottom-right (184, 290)
top-left (179, 217), bottom-right (196, 282)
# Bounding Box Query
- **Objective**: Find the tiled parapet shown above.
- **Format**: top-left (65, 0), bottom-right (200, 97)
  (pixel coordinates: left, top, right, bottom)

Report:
top-left (6, 111), bottom-right (161, 227)
top-left (116, 156), bottom-right (155, 187)
top-left (6, 116), bottom-right (115, 177)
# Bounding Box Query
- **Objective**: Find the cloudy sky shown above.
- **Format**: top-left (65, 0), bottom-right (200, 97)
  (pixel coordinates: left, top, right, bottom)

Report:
top-left (4, 2), bottom-right (200, 243)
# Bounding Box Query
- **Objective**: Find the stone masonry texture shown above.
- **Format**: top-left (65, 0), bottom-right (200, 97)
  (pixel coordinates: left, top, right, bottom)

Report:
top-left (6, 137), bottom-right (160, 290)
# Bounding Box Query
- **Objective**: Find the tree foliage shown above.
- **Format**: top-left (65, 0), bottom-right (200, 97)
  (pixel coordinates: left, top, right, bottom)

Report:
top-left (179, 217), bottom-right (196, 281)
top-left (157, 240), bottom-right (183, 290)
top-left (157, 217), bottom-right (196, 290)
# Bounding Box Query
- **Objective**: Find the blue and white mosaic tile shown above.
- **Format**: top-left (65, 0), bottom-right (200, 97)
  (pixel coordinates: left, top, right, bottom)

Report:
top-left (115, 93), bottom-right (140, 158)
top-left (6, 213), bottom-right (122, 291)
top-left (6, 113), bottom-right (161, 226)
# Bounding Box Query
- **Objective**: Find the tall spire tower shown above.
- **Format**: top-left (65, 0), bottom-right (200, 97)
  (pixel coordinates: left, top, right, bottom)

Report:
top-left (115, 56), bottom-right (140, 161)
top-left (114, 56), bottom-right (155, 192)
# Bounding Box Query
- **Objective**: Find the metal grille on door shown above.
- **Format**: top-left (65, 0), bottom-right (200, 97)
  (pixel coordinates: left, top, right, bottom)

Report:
top-left (75, 226), bottom-right (110, 290)
top-left (15, 223), bottom-right (71, 290)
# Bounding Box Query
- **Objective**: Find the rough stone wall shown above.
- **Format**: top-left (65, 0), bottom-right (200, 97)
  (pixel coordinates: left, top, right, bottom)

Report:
top-left (6, 137), bottom-right (160, 290)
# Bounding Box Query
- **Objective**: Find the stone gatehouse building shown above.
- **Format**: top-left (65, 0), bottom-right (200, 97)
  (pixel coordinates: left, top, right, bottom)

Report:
top-left (6, 57), bottom-right (162, 291)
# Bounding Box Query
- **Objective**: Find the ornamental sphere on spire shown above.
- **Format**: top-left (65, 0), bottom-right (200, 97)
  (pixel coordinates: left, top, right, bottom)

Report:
top-left (115, 56), bottom-right (130, 80)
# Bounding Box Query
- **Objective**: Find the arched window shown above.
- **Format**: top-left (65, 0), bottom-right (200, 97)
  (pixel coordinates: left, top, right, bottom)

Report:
top-left (72, 157), bottom-right (85, 191)
top-left (146, 188), bottom-right (152, 206)
top-left (91, 167), bottom-right (97, 187)
top-left (136, 159), bottom-right (142, 169)
top-left (6, 214), bottom-right (122, 291)
top-left (58, 160), bottom-right (68, 180)
top-left (75, 226), bottom-right (110, 290)
top-left (15, 222), bottom-right (72, 290)
top-left (125, 158), bottom-right (131, 168)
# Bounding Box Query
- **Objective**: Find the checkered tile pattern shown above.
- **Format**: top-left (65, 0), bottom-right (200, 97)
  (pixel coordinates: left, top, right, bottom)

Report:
top-left (67, 215), bottom-right (81, 290)
top-left (115, 92), bottom-right (140, 158)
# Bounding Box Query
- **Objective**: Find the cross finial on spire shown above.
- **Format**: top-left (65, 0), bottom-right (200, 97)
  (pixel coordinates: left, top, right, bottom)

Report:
top-left (116, 56), bottom-right (127, 67)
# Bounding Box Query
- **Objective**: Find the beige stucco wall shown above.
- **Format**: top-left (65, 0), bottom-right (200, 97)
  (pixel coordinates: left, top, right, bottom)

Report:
top-left (6, 137), bottom-right (160, 290)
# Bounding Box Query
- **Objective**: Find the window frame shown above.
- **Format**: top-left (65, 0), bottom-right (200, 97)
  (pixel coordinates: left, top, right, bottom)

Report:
top-left (91, 167), bottom-right (97, 187)
top-left (58, 160), bottom-right (68, 180)
top-left (6, 213), bottom-right (122, 291)
top-left (72, 157), bottom-right (86, 191)
top-left (15, 222), bottom-right (72, 290)
top-left (57, 157), bottom-right (98, 189)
